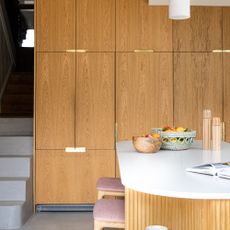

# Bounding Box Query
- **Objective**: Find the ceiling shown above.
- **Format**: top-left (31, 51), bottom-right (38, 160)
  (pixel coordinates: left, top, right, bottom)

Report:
top-left (149, 0), bottom-right (230, 6)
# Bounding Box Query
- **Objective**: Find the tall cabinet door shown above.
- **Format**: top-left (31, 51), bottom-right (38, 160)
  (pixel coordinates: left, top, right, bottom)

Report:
top-left (36, 150), bottom-right (115, 204)
top-left (77, 0), bottom-right (115, 51)
top-left (36, 53), bottom-right (75, 149)
top-left (173, 7), bottom-right (222, 51)
top-left (76, 53), bottom-right (115, 149)
top-left (224, 8), bottom-right (230, 142)
top-left (116, 53), bottom-right (173, 140)
top-left (36, 0), bottom-right (75, 51)
top-left (116, 0), bottom-right (172, 51)
top-left (174, 53), bottom-right (222, 139)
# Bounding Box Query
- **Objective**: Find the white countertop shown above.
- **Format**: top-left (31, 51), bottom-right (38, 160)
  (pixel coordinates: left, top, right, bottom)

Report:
top-left (117, 141), bottom-right (230, 199)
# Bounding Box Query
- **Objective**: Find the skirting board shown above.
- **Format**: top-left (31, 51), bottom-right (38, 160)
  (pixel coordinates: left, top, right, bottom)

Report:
top-left (36, 204), bottom-right (94, 212)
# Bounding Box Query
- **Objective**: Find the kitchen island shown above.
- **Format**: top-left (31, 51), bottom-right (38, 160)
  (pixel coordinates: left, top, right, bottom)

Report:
top-left (117, 141), bottom-right (230, 230)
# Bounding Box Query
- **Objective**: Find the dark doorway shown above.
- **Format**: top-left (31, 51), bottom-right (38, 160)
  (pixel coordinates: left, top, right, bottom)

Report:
top-left (0, 0), bottom-right (34, 117)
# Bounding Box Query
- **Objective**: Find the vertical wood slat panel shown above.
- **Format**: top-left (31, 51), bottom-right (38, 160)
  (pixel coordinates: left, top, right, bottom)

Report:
top-left (126, 188), bottom-right (230, 230)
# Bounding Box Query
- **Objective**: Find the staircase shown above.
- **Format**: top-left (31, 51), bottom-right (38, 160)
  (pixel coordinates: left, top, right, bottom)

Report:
top-left (0, 118), bottom-right (33, 229)
top-left (1, 72), bottom-right (34, 117)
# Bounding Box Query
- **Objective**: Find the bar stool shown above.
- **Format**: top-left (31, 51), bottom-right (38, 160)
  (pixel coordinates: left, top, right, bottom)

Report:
top-left (93, 199), bottom-right (125, 230)
top-left (96, 177), bottom-right (125, 199)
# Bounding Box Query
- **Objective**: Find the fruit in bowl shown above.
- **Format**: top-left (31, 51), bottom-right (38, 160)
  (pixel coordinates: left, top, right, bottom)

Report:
top-left (132, 133), bottom-right (162, 153)
top-left (152, 126), bottom-right (196, 151)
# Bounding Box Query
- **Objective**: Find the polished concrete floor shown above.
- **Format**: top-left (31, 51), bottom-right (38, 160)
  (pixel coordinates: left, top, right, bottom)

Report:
top-left (16, 212), bottom-right (94, 230)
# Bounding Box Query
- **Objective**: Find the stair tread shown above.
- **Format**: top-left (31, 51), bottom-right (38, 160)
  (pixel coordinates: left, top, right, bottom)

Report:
top-left (0, 177), bottom-right (29, 181)
top-left (0, 201), bottom-right (24, 206)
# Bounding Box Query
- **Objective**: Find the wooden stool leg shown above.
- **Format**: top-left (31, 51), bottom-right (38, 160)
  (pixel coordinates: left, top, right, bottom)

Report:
top-left (94, 220), bottom-right (104, 230)
top-left (97, 191), bottom-right (104, 200)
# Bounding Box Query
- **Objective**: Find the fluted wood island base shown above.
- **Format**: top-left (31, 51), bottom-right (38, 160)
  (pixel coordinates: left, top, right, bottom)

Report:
top-left (117, 141), bottom-right (230, 230)
top-left (125, 188), bottom-right (230, 230)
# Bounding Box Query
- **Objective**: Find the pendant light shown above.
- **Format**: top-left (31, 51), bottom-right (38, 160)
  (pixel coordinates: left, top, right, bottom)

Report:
top-left (169, 0), bottom-right (190, 20)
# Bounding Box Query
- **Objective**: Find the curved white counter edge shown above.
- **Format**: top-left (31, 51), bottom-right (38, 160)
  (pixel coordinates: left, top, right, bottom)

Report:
top-left (116, 141), bottom-right (230, 200)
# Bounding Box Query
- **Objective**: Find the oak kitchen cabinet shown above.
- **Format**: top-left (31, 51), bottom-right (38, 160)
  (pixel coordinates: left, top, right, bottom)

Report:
top-left (116, 53), bottom-right (173, 140)
top-left (116, 0), bottom-right (172, 51)
top-left (173, 7), bottom-right (222, 51)
top-left (224, 8), bottom-right (230, 142)
top-left (174, 53), bottom-right (223, 139)
top-left (35, 0), bottom-right (116, 204)
top-left (36, 0), bottom-right (115, 52)
top-left (36, 150), bottom-right (115, 204)
top-left (36, 53), bottom-right (114, 150)
top-left (36, 0), bottom-right (75, 52)
top-left (35, 52), bottom-right (115, 203)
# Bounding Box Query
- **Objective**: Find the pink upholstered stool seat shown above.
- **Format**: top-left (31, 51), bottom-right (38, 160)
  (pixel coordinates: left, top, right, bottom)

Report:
top-left (96, 177), bottom-right (125, 199)
top-left (93, 199), bottom-right (125, 230)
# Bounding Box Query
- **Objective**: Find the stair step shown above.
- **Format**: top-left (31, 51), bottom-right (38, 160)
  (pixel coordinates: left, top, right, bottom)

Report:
top-left (5, 84), bottom-right (33, 94)
top-left (0, 201), bottom-right (31, 229)
top-left (0, 136), bottom-right (32, 156)
top-left (0, 157), bottom-right (31, 177)
top-left (1, 105), bottom-right (33, 114)
top-left (2, 94), bottom-right (33, 105)
top-left (0, 113), bottom-right (33, 118)
top-left (8, 74), bottom-right (34, 85)
top-left (0, 178), bottom-right (28, 201)
top-left (0, 118), bottom-right (33, 136)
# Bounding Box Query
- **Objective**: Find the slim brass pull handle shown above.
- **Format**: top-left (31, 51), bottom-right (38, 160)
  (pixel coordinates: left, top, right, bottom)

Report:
top-left (66, 49), bottom-right (87, 53)
top-left (65, 147), bottom-right (86, 153)
top-left (212, 50), bottom-right (230, 53)
top-left (66, 49), bottom-right (76, 53)
top-left (134, 49), bottom-right (154, 53)
top-left (76, 49), bottom-right (87, 53)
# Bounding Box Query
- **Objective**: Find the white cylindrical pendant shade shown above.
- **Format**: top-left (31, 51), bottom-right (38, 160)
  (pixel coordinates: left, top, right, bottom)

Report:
top-left (169, 0), bottom-right (190, 20)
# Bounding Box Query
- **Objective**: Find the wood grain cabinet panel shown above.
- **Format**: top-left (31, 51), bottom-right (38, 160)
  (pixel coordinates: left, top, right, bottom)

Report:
top-left (116, 53), bottom-right (173, 140)
top-left (224, 54), bottom-right (230, 142)
top-left (36, 0), bottom-right (75, 51)
top-left (36, 53), bottom-right (75, 149)
top-left (223, 8), bottom-right (230, 49)
top-left (116, 0), bottom-right (172, 51)
top-left (76, 53), bottom-right (114, 149)
top-left (36, 150), bottom-right (115, 204)
top-left (77, 0), bottom-right (115, 51)
top-left (173, 7), bottom-right (222, 51)
top-left (174, 53), bottom-right (222, 139)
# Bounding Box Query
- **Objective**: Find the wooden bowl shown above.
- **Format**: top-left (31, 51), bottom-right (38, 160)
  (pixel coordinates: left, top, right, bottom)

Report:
top-left (132, 136), bottom-right (162, 153)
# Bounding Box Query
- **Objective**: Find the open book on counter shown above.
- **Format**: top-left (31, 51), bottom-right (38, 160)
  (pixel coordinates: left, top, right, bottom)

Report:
top-left (186, 162), bottom-right (230, 180)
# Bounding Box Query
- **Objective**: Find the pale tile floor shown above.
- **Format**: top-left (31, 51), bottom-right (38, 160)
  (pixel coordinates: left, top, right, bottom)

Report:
top-left (18, 212), bottom-right (94, 230)
top-left (12, 212), bottom-right (116, 230)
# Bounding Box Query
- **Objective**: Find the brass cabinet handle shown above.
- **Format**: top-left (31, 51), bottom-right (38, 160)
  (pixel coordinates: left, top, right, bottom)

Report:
top-left (134, 49), bottom-right (154, 53)
top-left (66, 49), bottom-right (87, 53)
top-left (212, 50), bottom-right (230, 53)
top-left (65, 147), bottom-right (86, 153)
top-left (76, 49), bottom-right (87, 53)
top-left (66, 49), bottom-right (77, 53)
